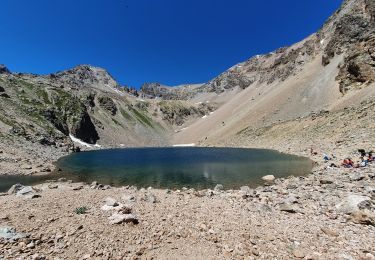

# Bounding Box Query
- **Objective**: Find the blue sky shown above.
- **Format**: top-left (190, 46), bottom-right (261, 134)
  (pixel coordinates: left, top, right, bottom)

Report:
top-left (0, 0), bottom-right (342, 88)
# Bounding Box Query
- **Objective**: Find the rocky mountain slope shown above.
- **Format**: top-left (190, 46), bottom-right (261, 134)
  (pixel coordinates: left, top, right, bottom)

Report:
top-left (174, 0), bottom-right (375, 146)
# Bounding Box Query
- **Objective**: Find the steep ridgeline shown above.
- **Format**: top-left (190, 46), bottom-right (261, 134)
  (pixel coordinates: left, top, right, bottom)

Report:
top-left (140, 83), bottom-right (203, 100)
top-left (0, 65), bottom-right (170, 151)
top-left (203, 0), bottom-right (375, 95)
top-left (174, 0), bottom-right (375, 145)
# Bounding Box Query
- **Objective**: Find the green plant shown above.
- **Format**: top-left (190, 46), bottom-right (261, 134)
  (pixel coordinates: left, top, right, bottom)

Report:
top-left (75, 206), bottom-right (88, 215)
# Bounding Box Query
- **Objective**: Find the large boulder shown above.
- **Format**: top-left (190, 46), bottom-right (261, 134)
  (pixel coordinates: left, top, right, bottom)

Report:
top-left (335, 194), bottom-right (372, 214)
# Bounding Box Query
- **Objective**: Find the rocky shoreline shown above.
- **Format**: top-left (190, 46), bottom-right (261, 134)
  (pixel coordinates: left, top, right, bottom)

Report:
top-left (0, 147), bottom-right (374, 259)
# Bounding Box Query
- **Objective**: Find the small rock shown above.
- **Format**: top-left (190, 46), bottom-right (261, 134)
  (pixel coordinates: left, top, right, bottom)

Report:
top-left (105, 197), bottom-right (119, 207)
top-left (321, 227), bottom-right (339, 237)
top-left (27, 242), bottom-right (35, 249)
top-left (145, 193), bottom-right (157, 203)
top-left (48, 184), bottom-right (58, 189)
top-left (122, 195), bottom-right (136, 203)
top-left (72, 185), bottom-right (84, 191)
top-left (320, 178), bottom-right (333, 184)
top-left (293, 249), bottom-right (305, 258)
top-left (262, 175), bottom-right (275, 182)
top-left (349, 172), bottom-right (366, 181)
top-left (108, 213), bottom-right (138, 225)
top-left (240, 186), bottom-right (252, 193)
top-left (350, 210), bottom-right (375, 226)
top-left (279, 203), bottom-right (297, 213)
top-left (214, 184), bottom-right (224, 191)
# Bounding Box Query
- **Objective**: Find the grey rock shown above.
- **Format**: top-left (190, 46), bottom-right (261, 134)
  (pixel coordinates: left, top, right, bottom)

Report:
top-left (146, 193), bottom-right (157, 203)
top-left (122, 195), bottom-right (136, 203)
top-left (240, 186), bottom-right (252, 193)
top-left (335, 194), bottom-right (372, 214)
top-left (279, 203), bottom-right (297, 213)
top-left (262, 175), bottom-right (275, 182)
top-left (7, 183), bottom-right (24, 195)
top-left (108, 213), bottom-right (138, 225)
top-left (16, 186), bottom-right (35, 196)
top-left (349, 172), bottom-right (366, 181)
top-left (0, 226), bottom-right (27, 240)
top-left (105, 197), bottom-right (119, 207)
top-left (214, 184), bottom-right (224, 191)
top-left (320, 178), bottom-right (334, 184)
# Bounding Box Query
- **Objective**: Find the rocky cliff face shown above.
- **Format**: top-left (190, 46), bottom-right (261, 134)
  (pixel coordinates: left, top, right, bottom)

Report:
top-left (140, 83), bottom-right (203, 100)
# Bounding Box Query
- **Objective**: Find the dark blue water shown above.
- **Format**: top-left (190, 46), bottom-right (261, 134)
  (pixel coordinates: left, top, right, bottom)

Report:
top-left (0, 147), bottom-right (313, 192)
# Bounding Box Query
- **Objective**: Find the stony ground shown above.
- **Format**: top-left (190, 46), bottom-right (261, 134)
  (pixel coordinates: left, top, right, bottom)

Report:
top-left (0, 135), bottom-right (67, 176)
top-left (0, 159), bottom-right (374, 260)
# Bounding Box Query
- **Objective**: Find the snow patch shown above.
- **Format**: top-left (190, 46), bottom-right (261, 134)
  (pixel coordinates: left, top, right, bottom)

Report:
top-left (320, 39), bottom-right (325, 45)
top-left (173, 143), bottom-right (196, 147)
top-left (202, 115), bottom-right (207, 119)
top-left (69, 134), bottom-right (93, 148)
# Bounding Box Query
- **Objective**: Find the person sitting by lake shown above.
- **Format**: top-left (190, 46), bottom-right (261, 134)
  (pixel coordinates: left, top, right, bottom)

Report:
top-left (361, 156), bottom-right (369, 167)
top-left (323, 154), bottom-right (331, 162)
top-left (342, 158), bottom-right (354, 168)
top-left (368, 151), bottom-right (373, 162)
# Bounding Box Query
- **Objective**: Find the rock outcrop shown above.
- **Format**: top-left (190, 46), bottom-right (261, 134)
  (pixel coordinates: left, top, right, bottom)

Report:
top-left (0, 65), bottom-right (10, 74)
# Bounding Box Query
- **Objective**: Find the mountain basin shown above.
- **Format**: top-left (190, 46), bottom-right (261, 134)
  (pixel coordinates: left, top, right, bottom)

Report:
top-left (0, 147), bottom-right (314, 192)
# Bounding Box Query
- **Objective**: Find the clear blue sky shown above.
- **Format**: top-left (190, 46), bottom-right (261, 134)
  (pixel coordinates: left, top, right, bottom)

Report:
top-left (0, 0), bottom-right (342, 88)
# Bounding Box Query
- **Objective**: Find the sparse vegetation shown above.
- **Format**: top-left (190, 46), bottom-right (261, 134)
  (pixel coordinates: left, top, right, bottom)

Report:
top-left (75, 206), bottom-right (88, 215)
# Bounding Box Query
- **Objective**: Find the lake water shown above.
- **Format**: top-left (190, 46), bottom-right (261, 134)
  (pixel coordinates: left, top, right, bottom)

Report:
top-left (0, 147), bottom-right (313, 192)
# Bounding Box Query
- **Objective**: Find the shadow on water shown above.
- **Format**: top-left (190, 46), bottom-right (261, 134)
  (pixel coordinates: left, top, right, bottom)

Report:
top-left (0, 147), bottom-right (314, 192)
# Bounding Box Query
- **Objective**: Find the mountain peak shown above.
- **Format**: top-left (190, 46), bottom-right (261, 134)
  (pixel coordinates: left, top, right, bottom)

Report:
top-left (51, 64), bottom-right (121, 94)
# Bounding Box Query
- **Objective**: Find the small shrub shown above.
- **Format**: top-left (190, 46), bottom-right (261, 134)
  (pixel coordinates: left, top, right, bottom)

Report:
top-left (75, 206), bottom-right (88, 215)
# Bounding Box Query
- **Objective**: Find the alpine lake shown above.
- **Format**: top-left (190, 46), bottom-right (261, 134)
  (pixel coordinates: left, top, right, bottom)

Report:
top-left (0, 147), bottom-right (314, 192)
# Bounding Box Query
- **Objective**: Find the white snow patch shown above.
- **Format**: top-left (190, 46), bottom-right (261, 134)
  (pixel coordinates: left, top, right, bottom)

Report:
top-left (320, 39), bottom-right (325, 45)
top-left (202, 115), bottom-right (207, 119)
top-left (69, 134), bottom-right (92, 148)
top-left (180, 127), bottom-right (188, 131)
top-left (209, 112), bottom-right (214, 115)
top-left (173, 143), bottom-right (196, 147)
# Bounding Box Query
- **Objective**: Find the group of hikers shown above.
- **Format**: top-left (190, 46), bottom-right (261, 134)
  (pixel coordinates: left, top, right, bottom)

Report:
top-left (341, 149), bottom-right (373, 168)
top-left (312, 147), bottom-right (374, 168)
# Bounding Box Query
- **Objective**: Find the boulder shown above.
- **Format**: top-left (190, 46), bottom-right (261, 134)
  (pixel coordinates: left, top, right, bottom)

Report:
top-left (7, 183), bottom-right (24, 195)
top-left (335, 194), bottom-right (372, 214)
top-left (262, 175), bottom-right (275, 182)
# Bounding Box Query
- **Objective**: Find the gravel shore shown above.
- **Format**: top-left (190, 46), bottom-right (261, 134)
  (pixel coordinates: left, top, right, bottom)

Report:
top-left (0, 154), bottom-right (374, 259)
